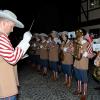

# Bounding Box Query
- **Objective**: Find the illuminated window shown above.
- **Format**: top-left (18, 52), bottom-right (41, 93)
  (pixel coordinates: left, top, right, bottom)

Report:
top-left (90, 0), bottom-right (100, 9)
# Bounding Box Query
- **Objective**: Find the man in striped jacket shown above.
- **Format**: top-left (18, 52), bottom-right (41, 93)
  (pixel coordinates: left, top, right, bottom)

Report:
top-left (0, 10), bottom-right (32, 100)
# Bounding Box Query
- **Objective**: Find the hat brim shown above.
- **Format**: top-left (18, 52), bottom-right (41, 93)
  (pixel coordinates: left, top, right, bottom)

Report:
top-left (0, 12), bottom-right (24, 28)
top-left (39, 33), bottom-right (48, 37)
top-left (51, 33), bottom-right (58, 37)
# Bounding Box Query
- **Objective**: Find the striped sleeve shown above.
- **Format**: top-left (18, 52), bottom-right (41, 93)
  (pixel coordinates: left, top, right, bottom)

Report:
top-left (0, 35), bottom-right (24, 65)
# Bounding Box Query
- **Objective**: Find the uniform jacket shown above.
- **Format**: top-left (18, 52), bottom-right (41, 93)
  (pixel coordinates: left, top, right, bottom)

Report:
top-left (40, 41), bottom-right (49, 60)
top-left (61, 40), bottom-right (74, 65)
top-left (48, 41), bottom-right (59, 62)
top-left (74, 41), bottom-right (89, 70)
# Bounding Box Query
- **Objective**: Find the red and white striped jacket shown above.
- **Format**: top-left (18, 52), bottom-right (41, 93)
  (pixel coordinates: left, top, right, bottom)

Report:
top-left (0, 33), bottom-right (24, 65)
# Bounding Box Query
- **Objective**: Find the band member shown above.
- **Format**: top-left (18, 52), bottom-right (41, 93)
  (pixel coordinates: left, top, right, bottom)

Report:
top-left (34, 34), bottom-right (41, 72)
top-left (60, 31), bottom-right (74, 88)
top-left (0, 10), bottom-right (32, 100)
top-left (39, 33), bottom-right (49, 75)
top-left (28, 35), bottom-right (37, 68)
top-left (73, 29), bottom-right (92, 100)
top-left (93, 51), bottom-right (100, 84)
top-left (48, 30), bottom-right (59, 80)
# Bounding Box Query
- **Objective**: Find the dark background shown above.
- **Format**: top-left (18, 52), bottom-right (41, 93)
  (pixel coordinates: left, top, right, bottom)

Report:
top-left (0, 0), bottom-right (81, 32)
top-left (0, 0), bottom-right (81, 46)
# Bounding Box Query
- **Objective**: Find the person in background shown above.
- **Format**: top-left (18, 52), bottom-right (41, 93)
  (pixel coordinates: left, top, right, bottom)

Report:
top-left (60, 31), bottom-right (74, 89)
top-left (73, 29), bottom-right (92, 100)
top-left (39, 33), bottom-right (49, 75)
top-left (28, 35), bottom-right (37, 68)
top-left (48, 30), bottom-right (59, 81)
top-left (94, 51), bottom-right (100, 90)
top-left (0, 10), bottom-right (32, 100)
top-left (34, 34), bottom-right (41, 72)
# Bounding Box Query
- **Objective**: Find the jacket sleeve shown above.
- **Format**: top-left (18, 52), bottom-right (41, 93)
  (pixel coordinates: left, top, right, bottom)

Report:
top-left (0, 35), bottom-right (24, 65)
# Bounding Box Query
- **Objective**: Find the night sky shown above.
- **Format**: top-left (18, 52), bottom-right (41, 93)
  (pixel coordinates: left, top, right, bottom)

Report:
top-left (0, 0), bottom-right (81, 33)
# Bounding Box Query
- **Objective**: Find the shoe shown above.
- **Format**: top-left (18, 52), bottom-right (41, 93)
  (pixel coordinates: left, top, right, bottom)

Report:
top-left (66, 83), bottom-right (71, 89)
top-left (51, 75), bottom-right (56, 81)
top-left (66, 80), bottom-right (72, 89)
top-left (37, 69), bottom-right (41, 72)
top-left (43, 72), bottom-right (47, 76)
top-left (73, 90), bottom-right (82, 96)
top-left (64, 81), bottom-right (68, 85)
top-left (80, 95), bottom-right (87, 100)
top-left (38, 71), bottom-right (42, 75)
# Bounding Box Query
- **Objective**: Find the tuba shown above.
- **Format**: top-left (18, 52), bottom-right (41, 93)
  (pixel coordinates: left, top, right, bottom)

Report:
top-left (73, 40), bottom-right (82, 60)
top-left (73, 29), bottom-right (83, 60)
top-left (93, 67), bottom-right (100, 81)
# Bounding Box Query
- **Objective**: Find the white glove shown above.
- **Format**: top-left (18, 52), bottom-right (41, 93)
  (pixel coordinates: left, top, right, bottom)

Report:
top-left (17, 31), bottom-right (32, 55)
top-left (54, 38), bottom-right (61, 44)
top-left (81, 40), bottom-right (87, 45)
top-left (63, 47), bottom-right (67, 52)
top-left (40, 45), bottom-right (43, 48)
top-left (23, 31), bottom-right (32, 42)
top-left (83, 51), bottom-right (88, 57)
top-left (47, 40), bottom-right (49, 43)
top-left (33, 43), bottom-right (36, 47)
top-left (17, 40), bottom-right (30, 55)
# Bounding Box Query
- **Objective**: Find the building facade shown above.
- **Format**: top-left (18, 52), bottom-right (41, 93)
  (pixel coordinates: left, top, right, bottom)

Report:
top-left (81, 0), bottom-right (100, 37)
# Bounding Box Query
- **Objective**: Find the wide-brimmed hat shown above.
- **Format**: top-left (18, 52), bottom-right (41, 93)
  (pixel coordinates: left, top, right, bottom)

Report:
top-left (50, 30), bottom-right (58, 37)
top-left (59, 31), bottom-right (68, 36)
top-left (0, 10), bottom-right (24, 28)
top-left (39, 33), bottom-right (48, 37)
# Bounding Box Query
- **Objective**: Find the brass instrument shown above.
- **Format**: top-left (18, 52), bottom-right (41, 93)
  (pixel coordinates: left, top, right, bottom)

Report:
top-left (73, 41), bottom-right (82, 60)
top-left (93, 67), bottom-right (100, 81)
top-left (93, 52), bottom-right (100, 81)
top-left (72, 29), bottom-right (84, 60)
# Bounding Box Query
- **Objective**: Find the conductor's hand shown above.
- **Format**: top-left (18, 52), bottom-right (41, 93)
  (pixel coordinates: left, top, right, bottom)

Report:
top-left (23, 31), bottom-right (32, 42)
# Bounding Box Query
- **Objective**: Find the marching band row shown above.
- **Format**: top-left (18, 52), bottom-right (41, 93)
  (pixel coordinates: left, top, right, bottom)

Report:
top-left (28, 29), bottom-right (100, 100)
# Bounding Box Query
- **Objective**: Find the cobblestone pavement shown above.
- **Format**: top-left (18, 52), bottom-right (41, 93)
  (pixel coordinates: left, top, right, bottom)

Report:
top-left (17, 60), bottom-right (100, 100)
